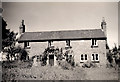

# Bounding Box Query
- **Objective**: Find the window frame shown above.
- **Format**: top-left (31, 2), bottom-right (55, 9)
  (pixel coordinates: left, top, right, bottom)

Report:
top-left (24, 42), bottom-right (30, 49)
top-left (80, 54), bottom-right (88, 63)
top-left (91, 39), bottom-right (98, 48)
top-left (66, 40), bottom-right (70, 46)
top-left (91, 54), bottom-right (99, 63)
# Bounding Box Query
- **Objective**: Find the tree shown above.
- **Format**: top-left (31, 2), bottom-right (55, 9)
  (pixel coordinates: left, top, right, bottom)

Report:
top-left (2, 18), bottom-right (18, 49)
top-left (112, 43), bottom-right (118, 55)
top-left (107, 50), bottom-right (113, 64)
top-left (2, 18), bottom-right (28, 61)
top-left (118, 45), bottom-right (120, 54)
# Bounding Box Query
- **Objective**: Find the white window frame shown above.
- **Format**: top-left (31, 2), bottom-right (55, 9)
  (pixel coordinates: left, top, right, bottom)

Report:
top-left (24, 42), bottom-right (30, 49)
top-left (91, 54), bottom-right (99, 62)
top-left (91, 39), bottom-right (98, 47)
top-left (80, 54), bottom-right (88, 63)
top-left (48, 41), bottom-right (54, 48)
top-left (66, 40), bottom-right (70, 46)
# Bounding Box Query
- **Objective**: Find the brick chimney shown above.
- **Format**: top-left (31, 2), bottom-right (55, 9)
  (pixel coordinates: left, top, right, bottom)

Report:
top-left (101, 17), bottom-right (107, 37)
top-left (19, 20), bottom-right (25, 34)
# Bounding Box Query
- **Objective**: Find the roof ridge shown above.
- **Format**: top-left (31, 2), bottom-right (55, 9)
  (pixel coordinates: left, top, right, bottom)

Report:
top-left (25, 29), bottom-right (102, 33)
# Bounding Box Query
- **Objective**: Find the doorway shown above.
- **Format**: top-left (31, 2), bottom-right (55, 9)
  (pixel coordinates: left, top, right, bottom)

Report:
top-left (49, 55), bottom-right (54, 66)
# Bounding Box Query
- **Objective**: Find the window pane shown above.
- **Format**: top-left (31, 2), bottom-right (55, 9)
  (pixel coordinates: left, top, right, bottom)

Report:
top-left (81, 57), bottom-right (84, 60)
top-left (81, 54), bottom-right (83, 57)
top-left (96, 54), bottom-right (98, 60)
top-left (81, 54), bottom-right (84, 60)
top-left (92, 39), bottom-right (98, 46)
top-left (66, 40), bottom-right (70, 46)
top-left (95, 40), bottom-right (96, 45)
top-left (85, 54), bottom-right (87, 60)
top-left (92, 39), bottom-right (94, 45)
top-left (27, 42), bottom-right (29, 46)
top-left (24, 42), bottom-right (27, 47)
top-left (92, 54), bottom-right (94, 60)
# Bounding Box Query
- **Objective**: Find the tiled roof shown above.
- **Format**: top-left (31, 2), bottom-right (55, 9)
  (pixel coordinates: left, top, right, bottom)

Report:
top-left (18, 29), bottom-right (106, 42)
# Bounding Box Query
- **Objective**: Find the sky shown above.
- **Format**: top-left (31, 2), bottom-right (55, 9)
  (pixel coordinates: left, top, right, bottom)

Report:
top-left (2, 2), bottom-right (118, 49)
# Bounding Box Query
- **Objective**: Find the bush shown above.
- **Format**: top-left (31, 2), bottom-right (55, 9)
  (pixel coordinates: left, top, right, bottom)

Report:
top-left (58, 60), bottom-right (73, 70)
top-left (75, 63), bottom-right (80, 67)
top-left (106, 63), bottom-right (113, 68)
top-left (82, 61), bottom-right (97, 68)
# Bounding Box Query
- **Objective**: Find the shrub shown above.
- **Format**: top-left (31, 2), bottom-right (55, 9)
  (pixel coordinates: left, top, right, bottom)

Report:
top-left (59, 60), bottom-right (73, 70)
top-left (75, 63), bottom-right (80, 67)
top-left (82, 61), bottom-right (97, 68)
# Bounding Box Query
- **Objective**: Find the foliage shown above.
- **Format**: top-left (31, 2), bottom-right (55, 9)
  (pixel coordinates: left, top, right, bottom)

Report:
top-left (66, 56), bottom-right (75, 67)
top-left (118, 45), bottom-right (120, 54)
top-left (107, 50), bottom-right (113, 64)
top-left (2, 18), bottom-right (28, 61)
top-left (106, 44), bottom-right (120, 68)
top-left (112, 44), bottom-right (118, 55)
top-left (2, 18), bottom-right (18, 49)
top-left (82, 61), bottom-right (97, 68)
top-left (55, 48), bottom-right (63, 60)
top-left (3, 45), bottom-right (28, 61)
top-left (41, 48), bottom-right (49, 66)
top-left (58, 60), bottom-right (73, 70)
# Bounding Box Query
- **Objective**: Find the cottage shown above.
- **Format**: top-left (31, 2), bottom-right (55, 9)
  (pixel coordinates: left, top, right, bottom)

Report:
top-left (18, 18), bottom-right (108, 67)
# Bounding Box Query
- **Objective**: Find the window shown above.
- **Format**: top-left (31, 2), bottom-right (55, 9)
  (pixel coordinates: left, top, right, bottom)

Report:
top-left (48, 41), bottom-right (54, 47)
top-left (80, 54), bottom-right (88, 63)
top-left (91, 39), bottom-right (98, 47)
top-left (66, 40), bottom-right (70, 46)
top-left (91, 54), bottom-right (99, 63)
top-left (24, 42), bottom-right (30, 49)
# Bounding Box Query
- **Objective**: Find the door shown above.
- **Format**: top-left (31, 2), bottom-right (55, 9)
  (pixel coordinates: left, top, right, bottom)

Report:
top-left (49, 55), bottom-right (54, 66)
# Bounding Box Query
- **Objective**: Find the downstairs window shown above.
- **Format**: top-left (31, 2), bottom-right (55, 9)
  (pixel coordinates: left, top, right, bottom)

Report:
top-left (80, 54), bottom-right (88, 63)
top-left (91, 54), bottom-right (99, 63)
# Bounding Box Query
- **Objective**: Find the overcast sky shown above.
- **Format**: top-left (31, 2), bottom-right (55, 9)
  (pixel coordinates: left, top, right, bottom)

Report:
top-left (2, 2), bottom-right (118, 49)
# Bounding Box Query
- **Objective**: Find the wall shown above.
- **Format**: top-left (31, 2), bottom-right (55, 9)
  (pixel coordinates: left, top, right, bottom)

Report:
top-left (19, 39), bottom-right (107, 66)
top-left (71, 40), bottom-right (107, 66)
top-left (26, 42), bottom-right (48, 58)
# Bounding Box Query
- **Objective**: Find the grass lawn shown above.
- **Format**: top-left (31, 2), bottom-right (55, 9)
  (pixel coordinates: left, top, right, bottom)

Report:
top-left (2, 60), bottom-right (118, 81)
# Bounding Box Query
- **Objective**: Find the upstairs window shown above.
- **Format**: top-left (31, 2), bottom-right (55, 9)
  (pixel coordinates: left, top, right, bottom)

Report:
top-left (66, 40), bottom-right (70, 46)
top-left (24, 42), bottom-right (30, 49)
top-left (91, 39), bottom-right (98, 48)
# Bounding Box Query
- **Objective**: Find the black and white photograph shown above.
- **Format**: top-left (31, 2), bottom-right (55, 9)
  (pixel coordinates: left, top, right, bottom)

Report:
top-left (0, 1), bottom-right (120, 81)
